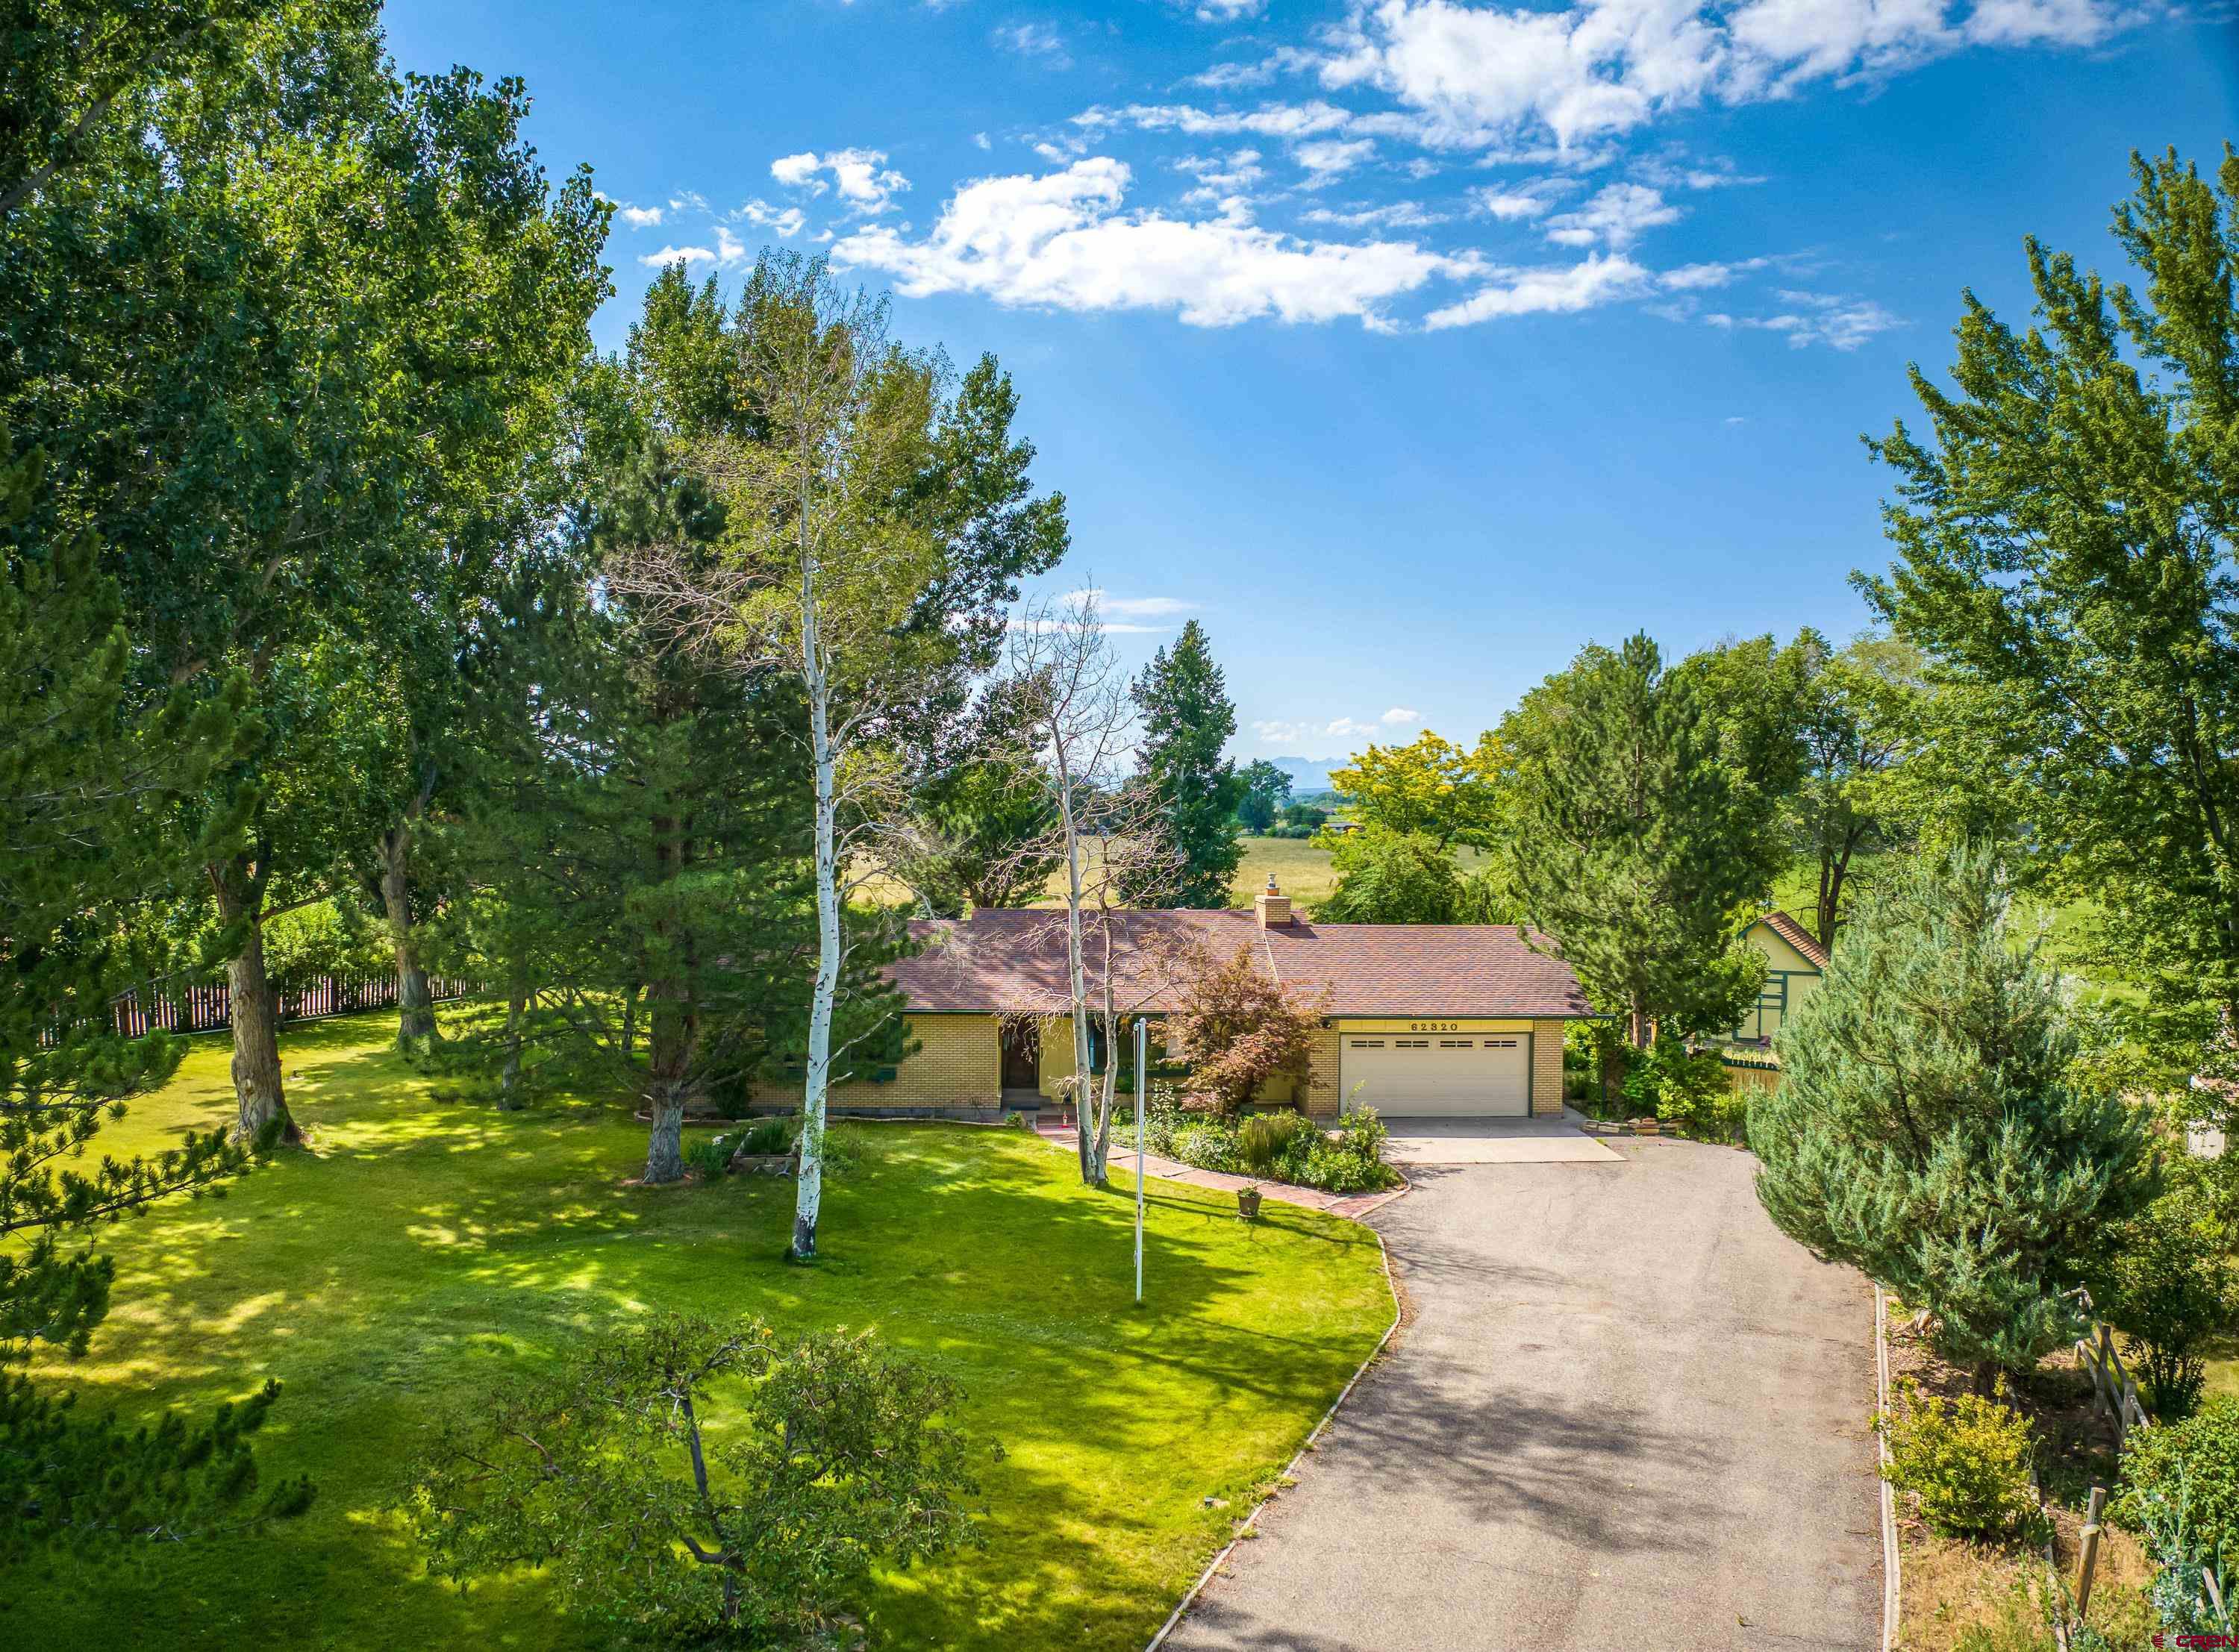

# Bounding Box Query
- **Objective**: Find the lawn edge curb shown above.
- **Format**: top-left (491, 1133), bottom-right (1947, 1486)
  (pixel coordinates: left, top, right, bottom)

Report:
top-left (1876, 1282), bottom-right (1899, 1652)
top-left (1143, 1199), bottom-right (1408, 1652)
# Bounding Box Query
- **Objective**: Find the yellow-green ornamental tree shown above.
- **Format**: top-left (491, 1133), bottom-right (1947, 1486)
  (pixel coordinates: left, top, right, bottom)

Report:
top-left (1329, 728), bottom-right (1505, 850)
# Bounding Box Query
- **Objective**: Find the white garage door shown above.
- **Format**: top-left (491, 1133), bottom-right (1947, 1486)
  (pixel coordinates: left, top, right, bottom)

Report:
top-left (1343, 1035), bottom-right (1530, 1117)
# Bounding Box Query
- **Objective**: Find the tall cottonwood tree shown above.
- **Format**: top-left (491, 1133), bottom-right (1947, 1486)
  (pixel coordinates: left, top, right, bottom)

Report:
top-left (0, 4), bottom-right (607, 1140)
top-left (1860, 146), bottom-right (2239, 1092)
top-left (1785, 632), bottom-right (1926, 949)
top-left (0, 428), bottom-right (305, 1548)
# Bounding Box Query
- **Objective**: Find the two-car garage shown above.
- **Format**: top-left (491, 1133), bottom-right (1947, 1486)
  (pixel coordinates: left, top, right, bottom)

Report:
top-left (1341, 1030), bottom-right (1531, 1117)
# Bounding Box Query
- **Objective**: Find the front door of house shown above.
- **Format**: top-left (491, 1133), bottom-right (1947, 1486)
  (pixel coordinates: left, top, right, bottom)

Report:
top-left (1000, 1020), bottom-right (1040, 1089)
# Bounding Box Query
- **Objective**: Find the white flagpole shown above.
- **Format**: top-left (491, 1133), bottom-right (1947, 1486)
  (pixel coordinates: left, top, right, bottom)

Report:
top-left (1134, 1015), bottom-right (1147, 1304)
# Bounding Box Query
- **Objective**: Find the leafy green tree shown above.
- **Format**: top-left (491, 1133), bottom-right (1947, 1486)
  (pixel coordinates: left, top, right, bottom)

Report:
top-left (1858, 147), bottom-right (2239, 1093)
top-left (0, 428), bottom-right (306, 1552)
top-left (1670, 630), bottom-right (1811, 898)
top-left (1502, 634), bottom-right (1771, 1048)
top-left (1331, 729), bottom-right (1505, 850)
top-left (1, 3), bottom-right (608, 1139)
top-left (1314, 827), bottom-right (1464, 923)
top-left (897, 680), bottom-right (1061, 915)
top-left (1752, 843), bottom-right (2158, 1386)
top-left (405, 1315), bottom-right (992, 1647)
top-left (1235, 759), bottom-right (1292, 833)
top-left (1784, 632), bottom-right (1926, 949)
top-left (2093, 1178), bottom-right (2235, 1418)
top-left (1127, 619), bottom-right (1243, 908)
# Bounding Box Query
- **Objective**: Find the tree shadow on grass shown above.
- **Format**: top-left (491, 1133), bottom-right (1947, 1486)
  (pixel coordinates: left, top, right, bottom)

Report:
top-left (17, 1118), bottom-right (1391, 1652)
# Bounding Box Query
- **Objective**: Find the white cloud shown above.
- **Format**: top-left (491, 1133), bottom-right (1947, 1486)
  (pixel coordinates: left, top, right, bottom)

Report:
top-left (1299, 200), bottom-right (1447, 229)
top-left (1315, 0), bottom-right (2132, 149)
top-left (639, 244), bottom-right (717, 269)
top-left (1188, 0), bottom-right (1269, 17)
top-left (1543, 181), bottom-right (1680, 248)
top-left (612, 201), bottom-right (665, 228)
top-left (1068, 589), bottom-right (1196, 619)
top-left (1294, 136), bottom-right (1379, 182)
top-left (1425, 252), bottom-right (1651, 328)
top-left (769, 148), bottom-right (911, 214)
top-left (1324, 716), bottom-right (1384, 741)
top-left (993, 21), bottom-right (1072, 66)
top-left (1187, 58), bottom-right (1284, 90)
top-left (731, 198), bottom-right (808, 238)
top-left (834, 157), bottom-right (1482, 329)
top-left (1708, 289), bottom-right (1905, 348)
top-left (1469, 178), bottom-right (1570, 220)
top-left (1381, 707), bottom-right (1420, 725)
top-left (1013, 616), bottom-right (1171, 636)
top-left (668, 190), bottom-right (710, 213)
top-left (1658, 255), bottom-right (1769, 290)
top-left (1078, 99), bottom-right (1371, 143)
top-left (1175, 148), bottom-right (1267, 195)
top-left (972, 131), bottom-right (993, 151)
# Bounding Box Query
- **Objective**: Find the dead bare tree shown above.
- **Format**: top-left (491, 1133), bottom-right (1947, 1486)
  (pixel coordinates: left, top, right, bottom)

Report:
top-left (612, 259), bottom-right (947, 1253)
top-left (1002, 592), bottom-right (1183, 1186)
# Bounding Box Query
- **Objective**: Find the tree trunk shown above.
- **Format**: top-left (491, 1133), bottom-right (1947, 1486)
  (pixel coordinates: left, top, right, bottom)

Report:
top-left (644, 1089), bottom-right (686, 1184)
top-left (794, 551), bottom-right (838, 1261)
top-left (620, 983), bottom-right (637, 1060)
top-left (213, 858), bottom-right (299, 1146)
top-left (1060, 789), bottom-right (1104, 1187)
top-left (642, 822), bottom-right (698, 1184)
top-left (1628, 996), bottom-right (1649, 1052)
top-left (380, 821), bottom-right (437, 1051)
top-left (497, 974), bottom-right (528, 1111)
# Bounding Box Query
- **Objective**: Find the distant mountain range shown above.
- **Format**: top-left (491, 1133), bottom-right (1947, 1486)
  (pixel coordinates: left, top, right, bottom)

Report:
top-left (1267, 757), bottom-right (1340, 795)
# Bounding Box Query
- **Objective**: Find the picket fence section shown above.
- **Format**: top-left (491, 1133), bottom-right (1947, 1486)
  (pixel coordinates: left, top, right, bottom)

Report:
top-left (104, 975), bottom-right (475, 1039)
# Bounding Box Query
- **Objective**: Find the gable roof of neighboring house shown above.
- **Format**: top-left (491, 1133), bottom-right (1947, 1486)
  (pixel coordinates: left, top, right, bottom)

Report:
top-left (884, 908), bottom-right (1593, 1020)
top-left (1753, 910), bottom-right (1829, 970)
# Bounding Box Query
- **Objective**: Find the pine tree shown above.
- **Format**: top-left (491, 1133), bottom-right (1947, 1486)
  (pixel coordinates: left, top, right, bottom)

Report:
top-left (1752, 842), bottom-right (2158, 1386)
top-left (1128, 620), bottom-right (1243, 909)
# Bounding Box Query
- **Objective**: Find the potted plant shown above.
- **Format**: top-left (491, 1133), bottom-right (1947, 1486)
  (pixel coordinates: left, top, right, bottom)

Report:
top-left (1237, 1184), bottom-right (1262, 1219)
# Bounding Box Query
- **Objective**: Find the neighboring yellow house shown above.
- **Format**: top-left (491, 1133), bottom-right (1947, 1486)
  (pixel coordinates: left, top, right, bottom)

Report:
top-left (1716, 910), bottom-right (1829, 1058)
top-left (822, 881), bottom-right (1591, 1122)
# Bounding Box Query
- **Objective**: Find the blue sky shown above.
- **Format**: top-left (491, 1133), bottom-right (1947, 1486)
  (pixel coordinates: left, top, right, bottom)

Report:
top-left (385, 0), bottom-right (2238, 761)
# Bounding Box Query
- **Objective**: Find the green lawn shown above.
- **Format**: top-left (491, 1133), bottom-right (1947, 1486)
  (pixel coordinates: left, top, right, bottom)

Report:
top-left (5, 1013), bottom-right (1393, 1652)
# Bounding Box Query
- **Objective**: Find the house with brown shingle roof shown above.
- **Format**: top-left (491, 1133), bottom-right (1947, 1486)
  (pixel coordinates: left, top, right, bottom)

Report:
top-left (825, 878), bottom-right (1593, 1123)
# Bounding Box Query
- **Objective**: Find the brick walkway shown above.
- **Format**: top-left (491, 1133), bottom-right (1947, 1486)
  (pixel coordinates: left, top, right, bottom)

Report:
top-left (1036, 1122), bottom-right (1408, 1221)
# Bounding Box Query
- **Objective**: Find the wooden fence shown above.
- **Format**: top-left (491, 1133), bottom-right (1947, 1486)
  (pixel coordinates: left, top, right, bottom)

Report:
top-left (2076, 1321), bottom-right (2152, 1449)
top-left (101, 975), bottom-right (474, 1039)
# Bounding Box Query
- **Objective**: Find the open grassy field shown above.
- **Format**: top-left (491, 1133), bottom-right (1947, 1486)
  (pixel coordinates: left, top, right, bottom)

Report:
top-left (5, 1013), bottom-right (1392, 1652)
top-left (1053, 834), bottom-right (1488, 913)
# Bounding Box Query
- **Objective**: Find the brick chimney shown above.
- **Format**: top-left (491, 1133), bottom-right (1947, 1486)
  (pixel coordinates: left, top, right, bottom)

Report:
top-left (1255, 875), bottom-right (1293, 929)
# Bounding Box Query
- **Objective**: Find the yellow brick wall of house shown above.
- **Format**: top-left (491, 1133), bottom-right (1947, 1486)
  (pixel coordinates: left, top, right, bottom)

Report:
top-left (1302, 1026), bottom-right (1343, 1119)
top-left (825, 1015), bottom-right (1000, 1111)
top-left (1037, 1016), bottom-right (1075, 1101)
top-left (1531, 1020), bottom-right (1566, 1116)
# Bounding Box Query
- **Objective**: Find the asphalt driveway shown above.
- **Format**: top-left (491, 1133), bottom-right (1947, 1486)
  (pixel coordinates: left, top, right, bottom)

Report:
top-left (1167, 1139), bottom-right (1879, 1652)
